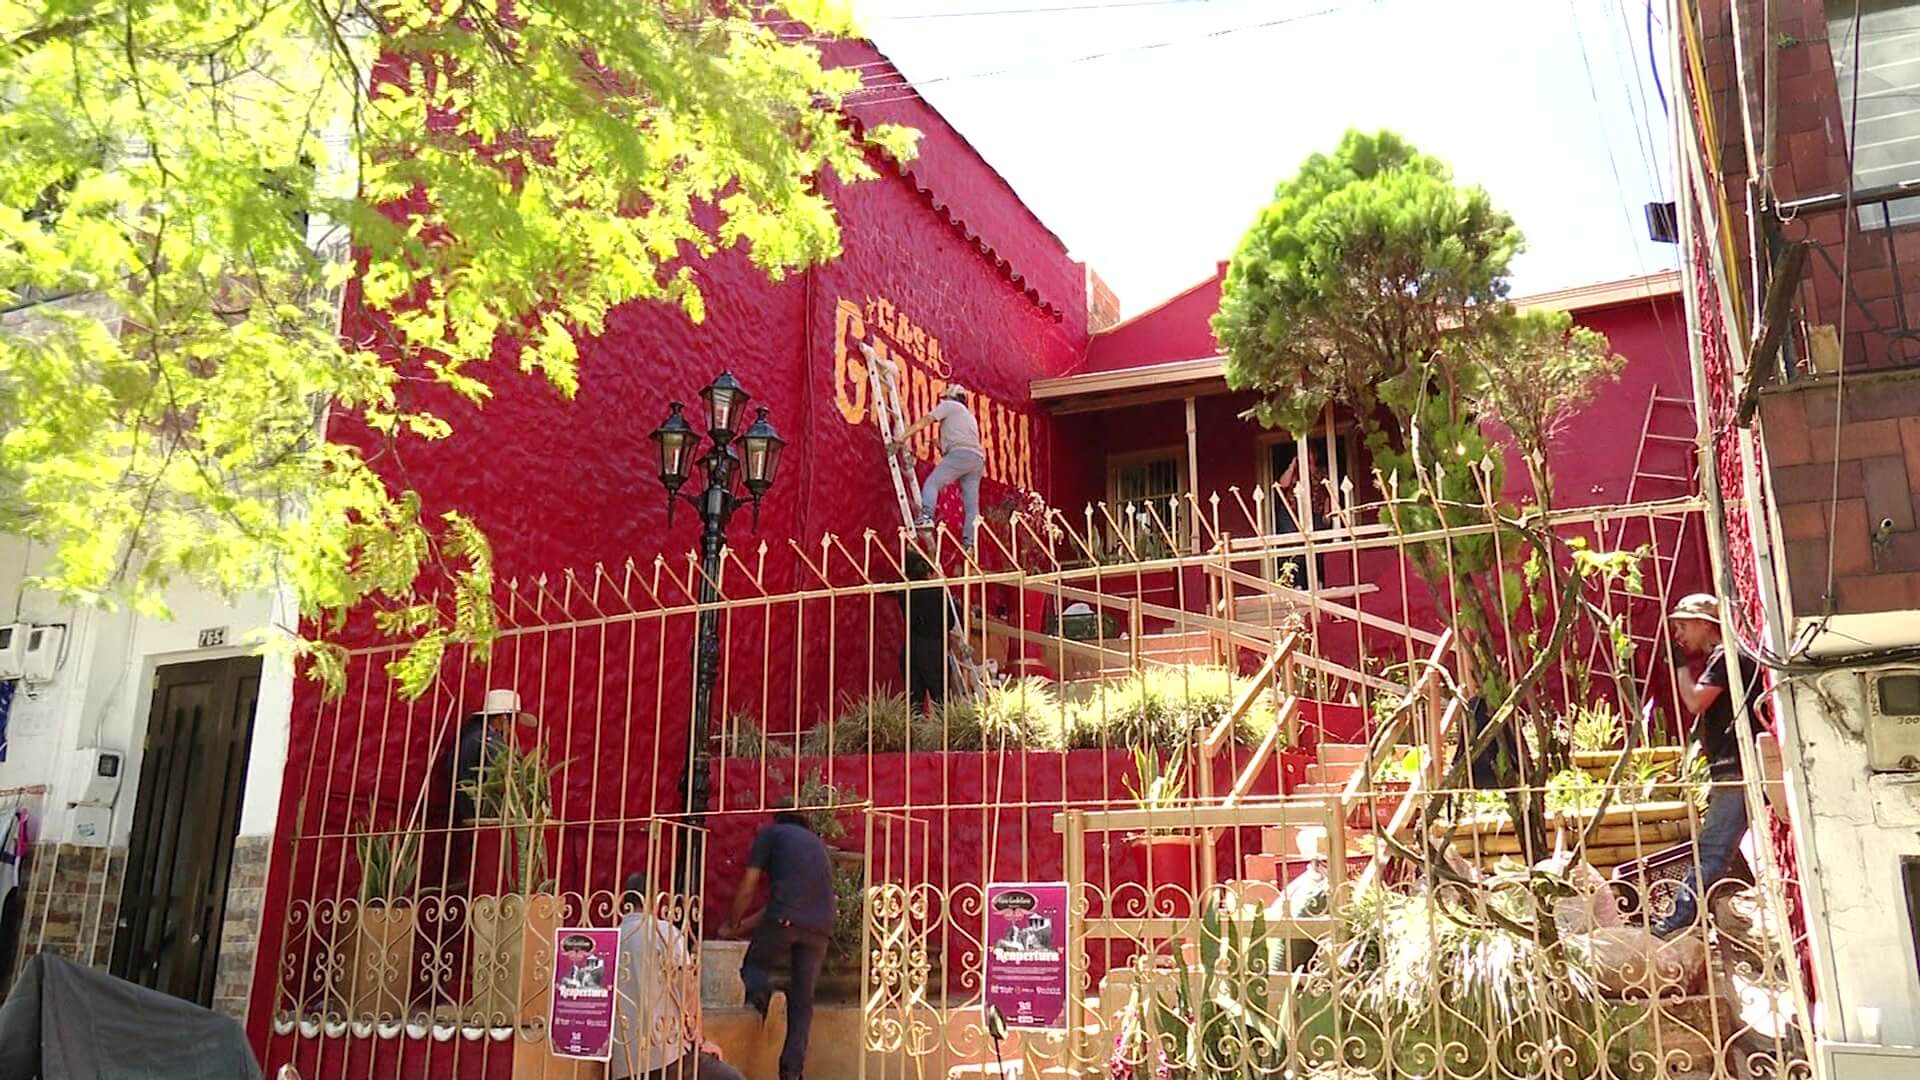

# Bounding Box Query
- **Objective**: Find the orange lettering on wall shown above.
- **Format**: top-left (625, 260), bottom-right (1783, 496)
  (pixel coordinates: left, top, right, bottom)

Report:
top-left (992, 401), bottom-right (1012, 488)
top-left (833, 301), bottom-right (868, 426)
top-left (831, 294), bottom-right (1042, 493)
top-left (974, 396), bottom-right (996, 485)
top-left (1018, 412), bottom-right (1033, 491)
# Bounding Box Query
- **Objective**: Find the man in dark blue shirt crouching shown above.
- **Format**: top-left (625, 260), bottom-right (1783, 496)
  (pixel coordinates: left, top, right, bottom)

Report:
top-left (720, 799), bottom-right (835, 1080)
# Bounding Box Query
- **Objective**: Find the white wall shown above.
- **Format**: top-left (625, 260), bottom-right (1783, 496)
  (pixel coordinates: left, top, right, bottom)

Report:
top-left (1786, 668), bottom-right (1920, 1047)
top-left (0, 534), bottom-right (297, 847)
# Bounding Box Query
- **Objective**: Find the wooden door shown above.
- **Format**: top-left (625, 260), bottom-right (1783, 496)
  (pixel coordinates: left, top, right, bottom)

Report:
top-left (110, 657), bottom-right (261, 1005)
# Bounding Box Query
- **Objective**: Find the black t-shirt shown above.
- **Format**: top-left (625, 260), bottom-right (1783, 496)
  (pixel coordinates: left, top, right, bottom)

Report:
top-left (896, 584), bottom-right (951, 666)
top-left (1695, 645), bottom-right (1760, 780)
top-left (748, 818), bottom-right (836, 934)
top-left (446, 717), bottom-right (502, 822)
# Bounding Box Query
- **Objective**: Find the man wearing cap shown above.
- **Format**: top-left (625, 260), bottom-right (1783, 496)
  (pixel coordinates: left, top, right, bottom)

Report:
top-left (719, 800), bottom-right (834, 1080)
top-left (892, 382), bottom-right (985, 550)
top-left (1655, 593), bottom-right (1760, 939)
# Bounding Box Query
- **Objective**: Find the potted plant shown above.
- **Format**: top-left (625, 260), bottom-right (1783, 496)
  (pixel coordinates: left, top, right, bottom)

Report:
top-left (347, 805), bottom-right (422, 1020)
top-left (460, 738), bottom-right (566, 1027)
top-left (1124, 746), bottom-right (1201, 910)
top-left (794, 769), bottom-right (865, 869)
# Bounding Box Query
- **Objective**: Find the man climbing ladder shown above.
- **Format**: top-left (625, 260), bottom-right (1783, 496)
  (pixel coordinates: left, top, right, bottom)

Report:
top-left (859, 341), bottom-right (991, 697)
top-left (873, 350), bottom-right (986, 551)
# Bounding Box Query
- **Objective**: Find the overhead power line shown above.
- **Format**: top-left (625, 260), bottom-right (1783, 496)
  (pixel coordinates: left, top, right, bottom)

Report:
top-left (843, 0), bottom-right (1365, 103)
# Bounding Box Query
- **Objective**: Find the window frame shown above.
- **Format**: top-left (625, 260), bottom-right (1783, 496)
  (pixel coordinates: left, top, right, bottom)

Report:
top-left (1827, 0), bottom-right (1920, 228)
top-left (1103, 446), bottom-right (1191, 560)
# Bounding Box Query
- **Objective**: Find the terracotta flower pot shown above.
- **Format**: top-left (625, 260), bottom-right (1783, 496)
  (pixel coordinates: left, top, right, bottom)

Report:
top-left (346, 902), bottom-right (417, 1020)
top-left (1127, 833), bottom-right (1200, 917)
top-left (467, 892), bottom-right (563, 1027)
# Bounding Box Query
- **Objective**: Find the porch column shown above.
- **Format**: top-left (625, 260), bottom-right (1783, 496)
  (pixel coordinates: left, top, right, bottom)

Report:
top-left (1184, 396), bottom-right (1200, 548)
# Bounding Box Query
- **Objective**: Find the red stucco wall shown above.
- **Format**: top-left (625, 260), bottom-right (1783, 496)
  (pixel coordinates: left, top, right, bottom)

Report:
top-left (1080, 266), bottom-right (1226, 372)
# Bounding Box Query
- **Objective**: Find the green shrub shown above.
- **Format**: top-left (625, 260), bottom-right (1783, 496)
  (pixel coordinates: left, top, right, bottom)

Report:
top-left (1567, 699), bottom-right (1624, 753)
top-left (828, 860), bottom-right (864, 961)
top-left (720, 711), bottom-right (795, 759)
top-left (1065, 665), bottom-right (1270, 751)
top-left (798, 665), bottom-right (1281, 757)
top-left (937, 677), bottom-right (1066, 750)
top-left (802, 691), bottom-right (915, 755)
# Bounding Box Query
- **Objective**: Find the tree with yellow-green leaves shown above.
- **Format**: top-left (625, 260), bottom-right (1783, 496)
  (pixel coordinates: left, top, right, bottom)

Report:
top-left (0, 0), bottom-right (915, 695)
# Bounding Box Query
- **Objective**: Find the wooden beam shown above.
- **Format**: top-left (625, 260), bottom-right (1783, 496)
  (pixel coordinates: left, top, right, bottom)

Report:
top-left (1227, 697), bottom-right (1299, 804)
top-left (1184, 395), bottom-right (1201, 547)
top-left (1735, 240), bottom-right (1812, 425)
top-left (1208, 563), bottom-right (1443, 646)
top-left (1030, 356), bottom-right (1226, 401)
top-left (1203, 635), bottom-right (1298, 754)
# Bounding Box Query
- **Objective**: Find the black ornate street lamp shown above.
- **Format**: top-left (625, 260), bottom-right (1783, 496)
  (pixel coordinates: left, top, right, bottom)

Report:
top-left (649, 373), bottom-right (785, 863)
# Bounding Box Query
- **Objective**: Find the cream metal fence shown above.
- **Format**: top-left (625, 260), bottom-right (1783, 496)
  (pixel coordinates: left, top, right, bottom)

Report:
top-left (256, 487), bottom-right (1809, 1080)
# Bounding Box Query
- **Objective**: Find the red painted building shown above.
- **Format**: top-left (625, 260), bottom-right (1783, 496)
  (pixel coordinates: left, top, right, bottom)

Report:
top-left (1032, 265), bottom-right (1706, 671)
top-left (249, 34), bottom-right (1713, 1075)
top-left (252, 36), bottom-right (1104, 1068)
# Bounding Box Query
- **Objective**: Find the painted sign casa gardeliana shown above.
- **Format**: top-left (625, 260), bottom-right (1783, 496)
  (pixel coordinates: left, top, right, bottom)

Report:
top-left (833, 296), bottom-right (1036, 492)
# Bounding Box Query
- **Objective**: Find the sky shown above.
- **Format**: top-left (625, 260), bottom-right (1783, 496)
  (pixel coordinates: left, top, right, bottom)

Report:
top-left (853, 0), bottom-right (1680, 316)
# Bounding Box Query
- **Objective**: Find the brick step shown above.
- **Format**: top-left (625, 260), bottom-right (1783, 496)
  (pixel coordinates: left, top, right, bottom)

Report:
top-left (1302, 760), bottom-right (1362, 787)
top-left (1262, 824), bottom-right (1323, 857)
top-left (1289, 780), bottom-right (1344, 798)
top-left (1314, 742), bottom-right (1371, 767)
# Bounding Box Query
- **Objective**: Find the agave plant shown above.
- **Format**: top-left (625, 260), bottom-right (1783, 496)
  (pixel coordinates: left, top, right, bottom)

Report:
top-left (1144, 900), bottom-right (1292, 1079)
top-left (1325, 879), bottom-right (1618, 1078)
top-left (354, 802), bottom-right (423, 907)
top-left (1124, 746), bottom-right (1190, 838)
top-left (460, 738), bottom-right (567, 895)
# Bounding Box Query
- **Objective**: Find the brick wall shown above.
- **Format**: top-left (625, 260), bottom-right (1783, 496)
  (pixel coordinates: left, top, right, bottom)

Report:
top-left (12, 844), bottom-right (124, 978)
top-left (2, 836), bottom-right (268, 1023)
top-left (1696, 0), bottom-right (1920, 373)
top-left (1760, 369), bottom-right (1920, 614)
top-left (212, 835), bottom-right (271, 1021)
top-left (1087, 267), bottom-right (1122, 334)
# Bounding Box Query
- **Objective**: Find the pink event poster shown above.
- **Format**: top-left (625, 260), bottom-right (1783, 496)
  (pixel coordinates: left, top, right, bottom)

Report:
top-left (983, 882), bottom-right (1070, 1030)
top-left (550, 926), bottom-right (621, 1060)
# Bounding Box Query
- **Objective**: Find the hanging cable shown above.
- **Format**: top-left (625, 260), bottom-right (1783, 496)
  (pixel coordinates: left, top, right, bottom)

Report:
top-left (841, 1), bottom-right (1363, 103)
top-left (1818, 3), bottom-right (1865, 617)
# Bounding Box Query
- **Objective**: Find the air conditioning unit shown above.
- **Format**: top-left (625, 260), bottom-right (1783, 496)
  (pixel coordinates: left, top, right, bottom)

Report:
top-left (0, 623), bottom-right (26, 680)
top-left (1824, 1041), bottom-right (1920, 1079)
top-left (19, 625), bottom-right (62, 684)
top-left (1866, 668), bottom-right (1920, 771)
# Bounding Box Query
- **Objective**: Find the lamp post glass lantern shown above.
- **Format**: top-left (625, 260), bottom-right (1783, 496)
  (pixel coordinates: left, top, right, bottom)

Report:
top-left (699, 370), bottom-right (748, 439)
top-left (650, 373), bottom-right (783, 871)
top-left (649, 402), bottom-right (699, 516)
top-left (739, 407), bottom-right (786, 501)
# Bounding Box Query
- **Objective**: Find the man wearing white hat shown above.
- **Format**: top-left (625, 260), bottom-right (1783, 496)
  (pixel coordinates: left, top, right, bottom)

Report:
top-left (1653, 594), bottom-right (1759, 939)
top-left (891, 382), bottom-right (985, 550)
top-left (448, 689), bottom-right (536, 822)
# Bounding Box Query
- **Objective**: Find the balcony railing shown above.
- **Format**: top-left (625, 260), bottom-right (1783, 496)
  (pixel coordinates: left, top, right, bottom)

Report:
top-left (1765, 181), bottom-right (1920, 379)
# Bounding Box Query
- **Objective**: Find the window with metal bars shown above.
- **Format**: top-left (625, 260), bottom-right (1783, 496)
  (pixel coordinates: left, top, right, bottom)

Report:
top-left (1829, 1), bottom-right (1920, 227)
top-left (1105, 451), bottom-right (1187, 559)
